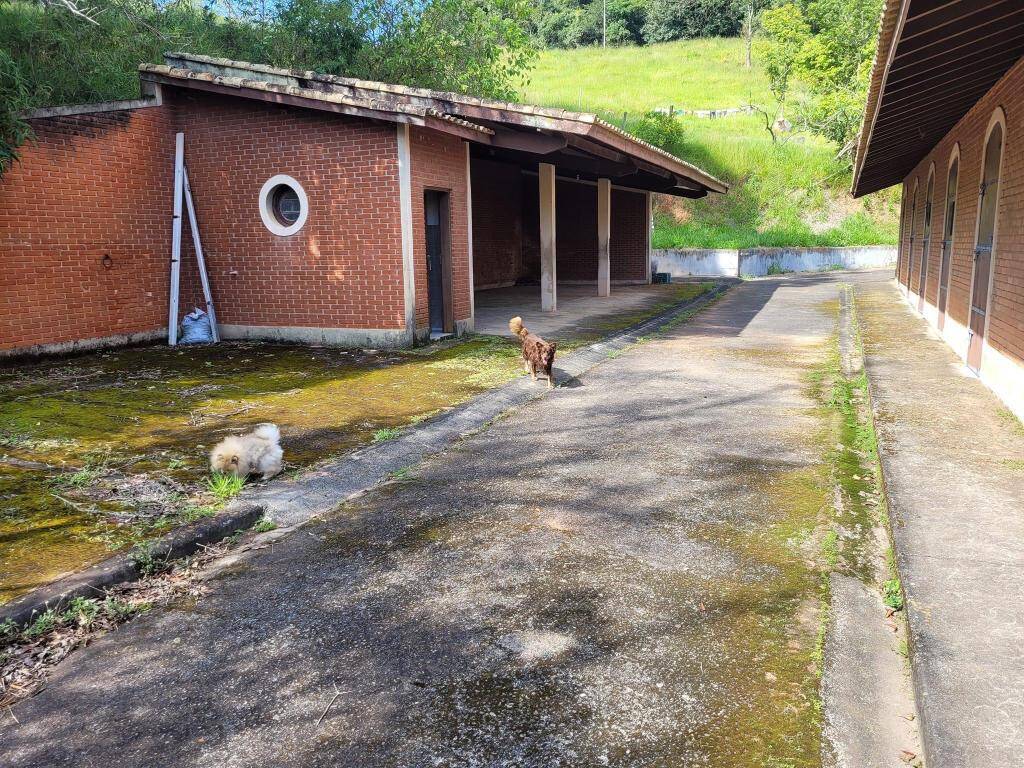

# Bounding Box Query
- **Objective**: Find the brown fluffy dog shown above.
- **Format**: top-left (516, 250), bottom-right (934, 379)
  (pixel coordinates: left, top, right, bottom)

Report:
top-left (509, 316), bottom-right (557, 389)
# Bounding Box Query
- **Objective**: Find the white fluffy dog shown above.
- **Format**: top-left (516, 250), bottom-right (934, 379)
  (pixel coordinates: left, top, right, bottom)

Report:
top-left (209, 423), bottom-right (283, 479)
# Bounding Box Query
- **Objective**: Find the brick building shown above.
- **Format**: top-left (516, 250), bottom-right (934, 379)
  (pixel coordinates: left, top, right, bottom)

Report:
top-left (0, 54), bottom-right (725, 356)
top-left (853, 2), bottom-right (1024, 420)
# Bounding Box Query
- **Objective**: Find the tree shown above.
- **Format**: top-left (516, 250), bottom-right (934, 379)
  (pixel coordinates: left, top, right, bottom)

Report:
top-left (755, 0), bottom-right (883, 150)
top-left (0, 0), bottom-right (536, 173)
top-left (794, 0), bottom-right (882, 146)
top-left (755, 3), bottom-right (810, 110)
top-left (642, 0), bottom-right (743, 44)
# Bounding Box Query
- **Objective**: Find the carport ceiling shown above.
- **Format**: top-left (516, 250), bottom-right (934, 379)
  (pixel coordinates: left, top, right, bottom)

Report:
top-left (471, 141), bottom-right (710, 198)
top-left (853, 0), bottom-right (1024, 196)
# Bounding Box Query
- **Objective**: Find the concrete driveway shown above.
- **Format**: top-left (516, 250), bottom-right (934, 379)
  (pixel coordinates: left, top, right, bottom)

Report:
top-left (4, 274), bottom-right (848, 767)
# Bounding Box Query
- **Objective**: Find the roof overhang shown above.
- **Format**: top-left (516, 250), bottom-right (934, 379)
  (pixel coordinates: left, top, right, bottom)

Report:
top-left (852, 0), bottom-right (1024, 197)
top-left (140, 53), bottom-right (727, 199)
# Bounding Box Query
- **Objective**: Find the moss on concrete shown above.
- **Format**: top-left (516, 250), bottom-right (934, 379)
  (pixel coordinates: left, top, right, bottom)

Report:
top-left (0, 337), bottom-right (523, 603)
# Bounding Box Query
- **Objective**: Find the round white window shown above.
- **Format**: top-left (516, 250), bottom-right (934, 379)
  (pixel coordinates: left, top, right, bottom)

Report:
top-left (259, 174), bottom-right (308, 236)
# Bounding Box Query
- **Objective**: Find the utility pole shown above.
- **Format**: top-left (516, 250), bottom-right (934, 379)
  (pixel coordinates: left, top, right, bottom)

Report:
top-left (745, 1), bottom-right (753, 68)
top-left (603, 0), bottom-right (607, 48)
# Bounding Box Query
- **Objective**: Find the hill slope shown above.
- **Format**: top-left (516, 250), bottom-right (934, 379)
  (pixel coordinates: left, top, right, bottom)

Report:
top-left (522, 39), bottom-right (898, 249)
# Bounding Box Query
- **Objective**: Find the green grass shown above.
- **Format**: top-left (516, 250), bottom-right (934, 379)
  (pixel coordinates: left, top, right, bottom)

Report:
top-left (882, 578), bottom-right (904, 612)
top-left (372, 427), bottom-right (401, 442)
top-left (206, 471), bottom-right (245, 501)
top-left (522, 38), bottom-right (899, 249)
top-left (523, 38), bottom-right (773, 115)
top-left (252, 517), bottom-right (277, 533)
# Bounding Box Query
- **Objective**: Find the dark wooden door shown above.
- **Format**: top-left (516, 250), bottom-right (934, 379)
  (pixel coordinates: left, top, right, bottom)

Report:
top-left (905, 187), bottom-right (918, 289)
top-left (918, 173), bottom-right (934, 312)
top-left (424, 190), bottom-right (450, 335)
top-left (968, 124), bottom-right (1002, 371)
top-left (937, 158), bottom-right (958, 331)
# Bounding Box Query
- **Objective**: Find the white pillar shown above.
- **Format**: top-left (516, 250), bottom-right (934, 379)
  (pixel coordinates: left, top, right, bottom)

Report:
top-left (465, 141), bottom-right (475, 331)
top-left (397, 124), bottom-right (415, 340)
top-left (539, 162), bottom-right (557, 312)
top-left (646, 191), bottom-right (653, 284)
top-left (597, 178), bottom-right (611, 297)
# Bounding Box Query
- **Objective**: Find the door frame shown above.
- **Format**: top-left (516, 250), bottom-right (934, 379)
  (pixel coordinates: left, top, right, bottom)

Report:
top-left (905, 178), bottom-right (919, 292)
top-left (424, 187), bottom-right (454, 335)
top-left (937, 143), bottom-right (960, 332)
top-left (918, 164), bottom-right (935, 313)
top-left (965, 106), bottom-right (1007, 372)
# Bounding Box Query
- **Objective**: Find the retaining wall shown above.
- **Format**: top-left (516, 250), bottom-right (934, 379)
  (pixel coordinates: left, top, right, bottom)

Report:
top-left (652, 246), bottom-right (896, 278)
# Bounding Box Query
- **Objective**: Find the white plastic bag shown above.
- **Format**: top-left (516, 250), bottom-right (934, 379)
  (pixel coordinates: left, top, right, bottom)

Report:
top-left (179, 308), bottom-right (214, 344)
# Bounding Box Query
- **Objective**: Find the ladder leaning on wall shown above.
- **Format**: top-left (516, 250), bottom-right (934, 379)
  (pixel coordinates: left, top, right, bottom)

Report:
top-left (168, 131), bottom-right (219, 345)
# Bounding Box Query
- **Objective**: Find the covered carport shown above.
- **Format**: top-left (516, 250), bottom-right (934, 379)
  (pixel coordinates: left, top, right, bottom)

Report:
top-left (457, 107), bottom-right (727, 314)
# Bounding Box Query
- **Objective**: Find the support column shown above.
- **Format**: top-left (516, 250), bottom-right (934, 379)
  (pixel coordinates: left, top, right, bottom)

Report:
top-left (645, 191), bottom-right (653, 284)
top-left (397, 124), bottom-right (415, 340)
top-left (597, 178), bottom-right (611, 297)
top-left (539, 162), bottom-right (557, 312)
top-left (465, 141), bottom-right (475, 331)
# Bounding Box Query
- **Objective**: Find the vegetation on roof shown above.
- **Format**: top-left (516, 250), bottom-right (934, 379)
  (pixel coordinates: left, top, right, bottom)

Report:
top-left (0, 0), bottom-right (536, 173)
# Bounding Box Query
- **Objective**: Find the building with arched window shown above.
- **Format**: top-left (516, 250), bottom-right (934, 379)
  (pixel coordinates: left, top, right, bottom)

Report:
top-left (853, 5), bottom-right (1024, 422)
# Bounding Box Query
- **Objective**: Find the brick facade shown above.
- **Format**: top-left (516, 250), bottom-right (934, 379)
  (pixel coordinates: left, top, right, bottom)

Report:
top-left (0, 105), bottom-right (175, 353)
top-left (896, 56), bottom-right (1024, 416)
top-left (176, 90), bottom-right (406, 335)
top-left (1, 84), bottom-right (654, 356)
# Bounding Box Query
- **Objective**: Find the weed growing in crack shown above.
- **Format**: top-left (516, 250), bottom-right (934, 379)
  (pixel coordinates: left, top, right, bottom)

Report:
top-left (131, 544), bottom-right (169, 577)
top-left (372, 427), bottom-right (401, 442)
top-left (252, 517), bottom-right (277, 533)
top-left (181, 503), bottom-right (219, 523)
top-left (387, 466), bottom-right (413, 482)
top-left (207, 471), bottom-right (245, 501)
top-left (882, 578), bottom-right (904, 612)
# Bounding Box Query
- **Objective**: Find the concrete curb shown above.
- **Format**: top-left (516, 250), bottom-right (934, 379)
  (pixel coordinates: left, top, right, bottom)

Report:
top-left (843, 284), bottom-right (927, 765)
top-left (1, 281), bottom-right (729, 629)
top-left (0, 503), bottom-right (265, 629)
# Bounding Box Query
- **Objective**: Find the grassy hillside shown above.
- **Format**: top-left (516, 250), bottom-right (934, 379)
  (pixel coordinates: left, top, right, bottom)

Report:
top-left (522, 39), bottom-right (898, 249)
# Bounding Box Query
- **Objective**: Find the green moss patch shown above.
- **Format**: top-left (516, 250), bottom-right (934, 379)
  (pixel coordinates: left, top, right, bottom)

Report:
top-left (0, 337), bottom-right (525, 604)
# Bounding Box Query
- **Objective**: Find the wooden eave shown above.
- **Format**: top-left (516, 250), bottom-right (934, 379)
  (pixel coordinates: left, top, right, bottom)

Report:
top-left (853, 0), bottom-right (1024, 197)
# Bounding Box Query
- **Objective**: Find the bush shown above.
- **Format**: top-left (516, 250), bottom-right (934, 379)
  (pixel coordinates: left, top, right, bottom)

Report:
top-left (643, 0), bottom-right (744, 44)
top-left (627, 111), bottom-right (685, 154)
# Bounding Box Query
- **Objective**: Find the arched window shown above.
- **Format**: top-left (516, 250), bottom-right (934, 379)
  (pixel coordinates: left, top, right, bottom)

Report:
top-left (918, 167), bottom-right (935, 310)
top-left (937, 146), bottom-right (959, 330)
top-left (967, 109), bottom-right (1006, 371)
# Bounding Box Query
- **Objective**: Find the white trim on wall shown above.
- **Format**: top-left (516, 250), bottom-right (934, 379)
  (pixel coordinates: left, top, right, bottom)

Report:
top-left (465, 141), bottom-right (475, 328)
top-left (258, 174), bottom-right (309, 237)
top-left (965, 106), bottom-right (1008, 371)
top-left (937, 142), bottom-right (961, 331)
top-left (397, 124), bottom-right (416, 337)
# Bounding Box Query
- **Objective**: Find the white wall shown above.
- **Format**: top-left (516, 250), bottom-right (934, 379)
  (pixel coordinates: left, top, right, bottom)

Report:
top-left (653, 246), bottom-right (897, 278)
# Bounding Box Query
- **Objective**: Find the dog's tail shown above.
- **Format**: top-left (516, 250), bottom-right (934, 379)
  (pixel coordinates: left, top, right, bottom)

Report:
top-left (253, 423), bottom-right (280, 443)
top-left (509, 316), bottom-right (527, 338)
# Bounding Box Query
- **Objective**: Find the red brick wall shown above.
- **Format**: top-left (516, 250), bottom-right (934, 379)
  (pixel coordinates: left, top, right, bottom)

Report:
top-left (611, 188), bottom-right (648, 281)
top-left (176, 90), bottom-right (405, 332)
top-left (899, 56), bottom-right (1024, 364)
top-left (408, 126), bottom-right (471, 331)
top-left (486, 171), bottom-right (649, 285)
top-left (471, 159), bottom-right (522, 288)
top-left (0, 105), bottom-right (175, 352)
top-left (555, 181), bottom-right (598, 280)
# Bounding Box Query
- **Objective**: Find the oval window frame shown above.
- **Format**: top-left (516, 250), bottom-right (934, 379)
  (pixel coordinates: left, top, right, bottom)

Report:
top-left (259, 174), bottom-right (308, 237)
